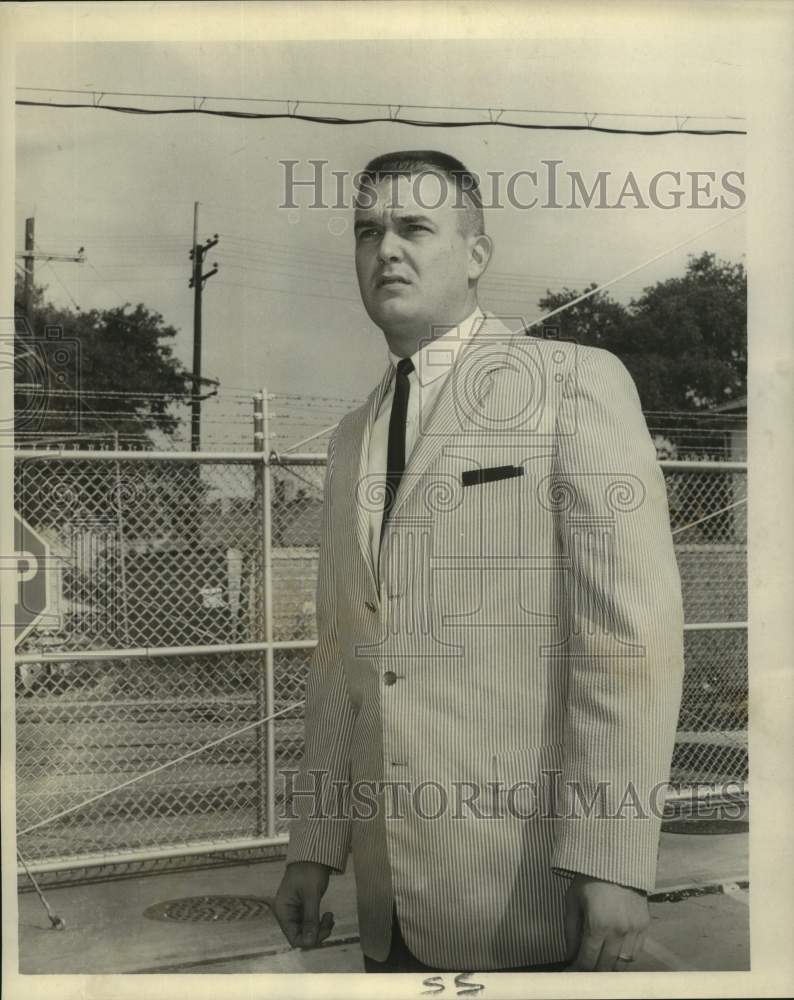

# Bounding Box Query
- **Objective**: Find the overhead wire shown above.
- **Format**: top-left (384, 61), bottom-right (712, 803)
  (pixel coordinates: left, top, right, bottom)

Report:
top-left (213, 277), bottom-right (362, 305)
top-left (14, 87), bottom-right (745, 118)
top-left (17, 89), bottom-right (743, 442)
top-left (17, 702), bottom-right (305, 839)
top-left (43, 260), bottom-right (81, 312)
top-left (16, 88), bottom-right (747, 136)
top-left (30, 229), bottom-right (669, 300)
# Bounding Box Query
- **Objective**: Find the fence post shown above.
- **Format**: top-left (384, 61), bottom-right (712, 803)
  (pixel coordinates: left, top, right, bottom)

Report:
top-left (254, 390), bottom-right (276, 838)
top-left (112, 429), bottom-right (132, 647)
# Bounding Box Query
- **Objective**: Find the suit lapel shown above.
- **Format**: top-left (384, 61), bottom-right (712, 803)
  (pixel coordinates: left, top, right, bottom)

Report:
top-left (349, 362), bottom-right (394, 594)
top-left (386, 316), bottom-right (518, 527)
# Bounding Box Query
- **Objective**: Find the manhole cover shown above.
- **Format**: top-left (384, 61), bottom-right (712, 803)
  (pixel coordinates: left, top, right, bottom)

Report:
top-left (144, 895), bottom-right (273, 923)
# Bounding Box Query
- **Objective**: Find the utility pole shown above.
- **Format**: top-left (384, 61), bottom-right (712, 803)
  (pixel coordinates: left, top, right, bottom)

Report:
top-left (188, 202), bottom-right (219, 451)
top-left (23, 218), bottom-right (34, 326)
top-left (15, 217), bottom-right (86, 330)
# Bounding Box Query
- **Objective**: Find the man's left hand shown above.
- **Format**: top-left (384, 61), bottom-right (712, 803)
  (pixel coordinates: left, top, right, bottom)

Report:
top-left (564, 873), bottom-right (650, 971)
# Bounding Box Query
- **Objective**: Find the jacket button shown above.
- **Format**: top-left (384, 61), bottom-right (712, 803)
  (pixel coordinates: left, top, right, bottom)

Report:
top-left (365, 600), bottom-right (377, 612)
top-left (383, 671), bottom-right (398, 685)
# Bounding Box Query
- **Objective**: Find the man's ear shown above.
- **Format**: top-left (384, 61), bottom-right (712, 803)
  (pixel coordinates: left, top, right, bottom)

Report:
top-left (468, 234), bottom-right (493, 281)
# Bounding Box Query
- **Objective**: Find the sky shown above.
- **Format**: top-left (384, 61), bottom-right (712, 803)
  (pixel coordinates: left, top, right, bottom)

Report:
top-left (15, 34), bottom-right (746, 444)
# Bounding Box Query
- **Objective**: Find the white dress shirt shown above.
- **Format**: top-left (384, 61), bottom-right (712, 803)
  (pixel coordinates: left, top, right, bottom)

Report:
top-left (367, 307), bottom-right (485, 569)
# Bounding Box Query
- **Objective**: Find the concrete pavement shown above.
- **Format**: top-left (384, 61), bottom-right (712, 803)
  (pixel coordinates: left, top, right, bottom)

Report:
top-left (18, 829), bottom-right (749, 975)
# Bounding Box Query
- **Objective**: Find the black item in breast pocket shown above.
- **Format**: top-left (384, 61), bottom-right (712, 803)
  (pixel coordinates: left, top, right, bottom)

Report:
top-left (461, 465), bottom-right (525, 487)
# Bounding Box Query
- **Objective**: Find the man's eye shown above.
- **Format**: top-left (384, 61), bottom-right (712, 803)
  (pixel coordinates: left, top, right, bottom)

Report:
top-left (406, 224), bottom-right (429, 233)
top-left (356, 228), bottom-right (380, 241)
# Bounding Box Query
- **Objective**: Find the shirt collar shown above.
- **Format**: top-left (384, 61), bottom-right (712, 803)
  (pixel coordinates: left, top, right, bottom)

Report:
top-left (388, 307), bottom-right (485, 388)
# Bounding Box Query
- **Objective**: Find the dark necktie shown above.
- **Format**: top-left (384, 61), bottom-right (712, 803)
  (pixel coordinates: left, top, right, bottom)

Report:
top-left (381, 357), bottom-right (415, 537)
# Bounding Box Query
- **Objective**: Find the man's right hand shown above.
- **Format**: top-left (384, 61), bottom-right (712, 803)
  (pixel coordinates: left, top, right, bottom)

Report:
top-left (271, 861), bottom-right (335, 949)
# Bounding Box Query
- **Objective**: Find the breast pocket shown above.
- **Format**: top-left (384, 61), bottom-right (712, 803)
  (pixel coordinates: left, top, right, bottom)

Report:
top-left (425, 450), bottom-right (552, 627)
top-left (454, 458), bottom-right (537, 558)
top-left (461, 464), bottom-right (525, 488)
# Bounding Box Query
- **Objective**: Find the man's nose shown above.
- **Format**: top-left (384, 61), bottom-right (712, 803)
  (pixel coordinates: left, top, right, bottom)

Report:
top-left (377, 230), bottom-right (403, 263)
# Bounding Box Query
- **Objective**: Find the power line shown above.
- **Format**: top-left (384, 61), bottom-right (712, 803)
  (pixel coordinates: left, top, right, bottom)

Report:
top-left (66, 256), bottom-right (648, 299)
top-left (43, 233), bottom-right (650, 296)
top-left (74, 276), bottom-right (185, 284)
top-left (14, 87), bottom-right (746, 120)
top-left (192, 236), bottom-right (661, 293)
top-left (16, 86), bottom-right (746, 124)
top-left (222, 234), bottom-right (653, 286)
top-left (43, 260), bottom-right (81, 311)
top-left (521, 212), bottom-right (744, 335)
top-left (214, 277), bottom-right (362, 306)
top-left (15, 88), bottom-right (747, 135)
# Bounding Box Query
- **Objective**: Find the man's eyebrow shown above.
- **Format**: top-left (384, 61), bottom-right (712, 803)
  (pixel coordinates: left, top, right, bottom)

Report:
top-left (353, 213), bottom-right (436, 235)
top-left (394, 214), bottom-right (435, 226)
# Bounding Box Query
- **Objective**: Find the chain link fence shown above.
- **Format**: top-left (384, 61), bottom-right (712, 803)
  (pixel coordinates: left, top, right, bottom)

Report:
top-left (666, 464), bottom-right (747, 787)
top-left (14, 403), bottom-right (747, 877)
top-left (15, 456), bottom-right (264, 654)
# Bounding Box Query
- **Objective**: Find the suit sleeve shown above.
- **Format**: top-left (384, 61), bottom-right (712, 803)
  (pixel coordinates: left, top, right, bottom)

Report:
top-left (549, 346), bottom-right (685, 893)
top-left (285, 428), bottom-right (356, 873)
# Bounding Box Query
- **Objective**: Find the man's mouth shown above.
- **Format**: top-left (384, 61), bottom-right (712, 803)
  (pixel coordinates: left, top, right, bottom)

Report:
top-left (376, 275), bottom-right (411, 288)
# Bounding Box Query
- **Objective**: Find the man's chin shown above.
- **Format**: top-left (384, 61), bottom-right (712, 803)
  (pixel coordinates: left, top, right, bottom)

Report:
top-left (368, 301), bottom-right (420, 329)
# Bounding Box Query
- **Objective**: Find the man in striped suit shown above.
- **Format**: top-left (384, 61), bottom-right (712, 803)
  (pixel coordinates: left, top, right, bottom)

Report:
top-left (272, 151), bottom-right (684, 973)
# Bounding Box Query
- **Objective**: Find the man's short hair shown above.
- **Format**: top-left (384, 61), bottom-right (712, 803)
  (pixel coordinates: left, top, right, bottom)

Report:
top-left (356, 150), bottom-right (485, 237)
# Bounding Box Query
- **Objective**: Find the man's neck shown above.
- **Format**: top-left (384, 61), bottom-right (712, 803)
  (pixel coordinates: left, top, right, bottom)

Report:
top-left (383, 301), bottom-right (482, 359)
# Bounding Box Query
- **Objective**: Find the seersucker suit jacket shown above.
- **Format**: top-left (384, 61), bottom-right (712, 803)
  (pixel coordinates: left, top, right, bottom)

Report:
top-left (285, 314), bottom-right (684, 969)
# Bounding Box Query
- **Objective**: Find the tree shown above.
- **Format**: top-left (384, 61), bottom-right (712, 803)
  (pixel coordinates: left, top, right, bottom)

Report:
top-left (13, 278), bottom-right (206, 542)
top-left (14, 275), bottom-right (192, 444)
top-left (13, 281), bottom-right (216, 651)
top-left (537, 252), bottom-right (746, 412)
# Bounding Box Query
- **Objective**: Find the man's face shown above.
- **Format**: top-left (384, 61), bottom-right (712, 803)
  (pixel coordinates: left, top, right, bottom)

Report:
top-left (354, 173), bottom-right (482, 336)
